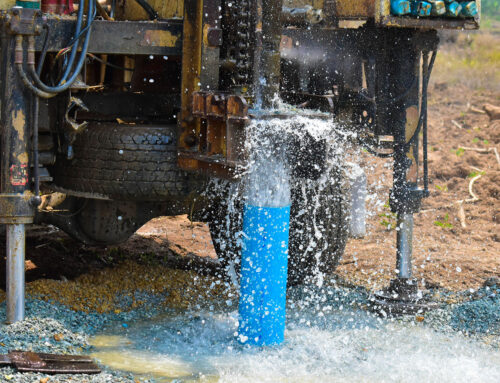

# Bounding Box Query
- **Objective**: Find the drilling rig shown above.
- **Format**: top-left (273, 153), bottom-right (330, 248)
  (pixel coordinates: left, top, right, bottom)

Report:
top-left (0, 0), bottom-right (480, 322)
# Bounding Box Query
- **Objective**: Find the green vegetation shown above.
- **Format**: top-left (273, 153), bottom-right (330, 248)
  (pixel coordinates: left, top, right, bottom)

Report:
top-left (379, 202), bottom-right (397, 231)
top-left (455, 147), bottom-right (465, 156)
top-left (435, 184), bottom-right (448, 192)
top-left (432, 24), bottom-right (500, 92)
top-left (434, 213), bottom-right (453, 229)
top-left (482, 0), bottom-right (500, 21)
top-left (468, 170), bottom-right (485, 178)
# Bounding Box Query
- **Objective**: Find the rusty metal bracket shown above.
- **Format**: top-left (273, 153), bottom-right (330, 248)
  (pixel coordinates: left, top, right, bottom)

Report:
top-left (181, 91), bottom-right (249, 178)
top-left (5, 8), bottom-right (43, 36)
top-left (0, 351), bottom-right (101, 374)
top-left (192, 91), bottom-right (248, 121)
top-left (65, 96), bottom-right (89, 131)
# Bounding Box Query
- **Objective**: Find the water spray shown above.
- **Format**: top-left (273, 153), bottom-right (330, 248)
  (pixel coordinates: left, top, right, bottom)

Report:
top-left (236, 0), bottom-right (291, 346)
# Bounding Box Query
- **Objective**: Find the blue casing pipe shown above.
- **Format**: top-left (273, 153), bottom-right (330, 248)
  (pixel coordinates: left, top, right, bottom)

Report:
top-left (238, 204), bottom-right (290, 346)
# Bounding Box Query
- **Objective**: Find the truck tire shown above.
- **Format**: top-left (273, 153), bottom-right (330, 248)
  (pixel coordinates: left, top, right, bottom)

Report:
top-left (208, 169), bottom-right (350, 285)
top-left (51, 123), bottom-right (203, 202)
top-left (38, 196), bottom-right (162, 246)
top-left (287, 168), bottom-right (350, 285)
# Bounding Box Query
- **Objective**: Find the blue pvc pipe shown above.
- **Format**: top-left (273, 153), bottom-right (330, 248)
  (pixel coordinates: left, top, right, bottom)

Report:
top-left (238, 204), bottom-right (290, 346)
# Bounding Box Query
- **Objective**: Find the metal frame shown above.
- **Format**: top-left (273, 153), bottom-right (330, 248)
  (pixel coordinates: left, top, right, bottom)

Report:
top-left (33, 18), bottom-right (183, 55)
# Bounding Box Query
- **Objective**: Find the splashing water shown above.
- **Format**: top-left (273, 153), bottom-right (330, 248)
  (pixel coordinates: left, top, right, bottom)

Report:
top-left (90, 115), bottom-right (500, 381)
top-left (204, 114), bottom-right (354, 287)
top-left (91, 285), bottom-right (500, 382)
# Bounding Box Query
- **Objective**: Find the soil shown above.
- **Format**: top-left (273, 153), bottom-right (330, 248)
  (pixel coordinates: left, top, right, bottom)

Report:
top-left (338, 83), bottom-right (500, 292)
top-left (1, 82), bottom-right (499, 296)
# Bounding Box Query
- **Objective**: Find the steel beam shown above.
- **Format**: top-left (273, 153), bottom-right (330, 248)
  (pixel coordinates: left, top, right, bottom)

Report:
top-left (31, 19), bottom-right (183, 56)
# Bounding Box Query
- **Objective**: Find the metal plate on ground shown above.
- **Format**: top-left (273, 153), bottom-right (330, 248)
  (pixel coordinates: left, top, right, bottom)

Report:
top-left (1, 351), bottom-right (101, 374)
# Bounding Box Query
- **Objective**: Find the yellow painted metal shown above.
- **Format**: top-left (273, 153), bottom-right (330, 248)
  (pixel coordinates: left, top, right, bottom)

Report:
top-left (141, 29), bottom-right (179, 47)
top-left (0, 0), bottom-right (16, 10)
top-left (283, 0), bottom-right (324, 8)
top-left (117, 0), bottom-right (184, 20)
top-left (336, 0), bottom-right (376, 18)
top-left (178, 0), bottom-right (203, 171)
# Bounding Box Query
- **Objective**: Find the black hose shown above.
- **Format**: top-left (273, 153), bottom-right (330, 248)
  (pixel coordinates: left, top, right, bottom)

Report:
top-left (37, 24), bottom-right (50, 76)
top-left (422, 53), bottom-right (431, 194)
top-left (59, 0), bottom-right (86, 84)
top-left (30, 96), bottom-right (42, 207)
top-left (16, 62), bottom-right (55, 99)
top-left (403, 50), bottom-right (436, 152)
top-left (28, 0), bottom-right (94, 94)
top-left (110, 0), bottom-right (116, 18)
top-left (134, 0), bottom-right (159, 20)
top-left (87, 53), bottom-right (135, 71)
top-left (360, 50), bottom-right (437, 159)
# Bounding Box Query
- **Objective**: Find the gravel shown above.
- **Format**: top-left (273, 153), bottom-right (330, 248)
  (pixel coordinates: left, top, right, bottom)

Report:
top-left (0, 299), bottom-right (158, 383)
top-left (0, 276), bottom-right (498, 382)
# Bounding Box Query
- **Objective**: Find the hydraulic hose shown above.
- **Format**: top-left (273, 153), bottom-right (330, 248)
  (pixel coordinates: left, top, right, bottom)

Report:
top-left (27, 0), bottom-right (94, 94)
top-left (14, 36), bottom-right (55, 99)
top-left (134, 0), bottom-right (159, 20)
top-left (361, 50), bottom-right (437, 158)
top-left (59, 0), bottom-right (86, 85)
top-left (37, 24), bottom-right (50, 76)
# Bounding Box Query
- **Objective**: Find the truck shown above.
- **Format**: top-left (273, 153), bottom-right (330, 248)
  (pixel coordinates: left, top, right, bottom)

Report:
top-left (0, 0), bottom-right (480, 322)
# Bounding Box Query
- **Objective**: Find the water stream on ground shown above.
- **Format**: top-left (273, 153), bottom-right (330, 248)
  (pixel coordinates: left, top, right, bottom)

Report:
top-left (90, 115), bottom-right (499, 382)
top-left (90, 286), bottom-right (500, 383)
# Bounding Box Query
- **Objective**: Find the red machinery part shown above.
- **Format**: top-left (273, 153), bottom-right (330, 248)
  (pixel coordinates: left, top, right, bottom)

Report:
top-left (41, 0), bottom-right (74, 14)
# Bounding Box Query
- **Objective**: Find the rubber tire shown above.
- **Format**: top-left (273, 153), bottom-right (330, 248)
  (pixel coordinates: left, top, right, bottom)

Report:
top-left (208, 169), bottom-right (350, 286)
top-left (38, 196), bottom-right (161, 246)
top-left (51, 124), bottom-right (203, 201)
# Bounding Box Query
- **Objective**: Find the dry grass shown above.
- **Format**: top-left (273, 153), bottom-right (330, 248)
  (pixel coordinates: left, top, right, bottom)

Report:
top-left (432, 30), bottom-right (500, 93)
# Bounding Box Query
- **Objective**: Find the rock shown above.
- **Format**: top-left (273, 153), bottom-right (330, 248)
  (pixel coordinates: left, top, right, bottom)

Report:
top-left (416, 315), bottom-right (425, 322)
top-left (483, 276), bottom-right (499, 288)
top-left (53, 333), bottom-right (64, 342)
top-left (483, 104), bottom-right (500, 120)
top-left (40, 378), bottom-right (49, 383)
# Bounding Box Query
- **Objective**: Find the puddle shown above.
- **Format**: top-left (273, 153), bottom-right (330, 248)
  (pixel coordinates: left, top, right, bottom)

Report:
top-left (91, 300), bottom-right (500, 383)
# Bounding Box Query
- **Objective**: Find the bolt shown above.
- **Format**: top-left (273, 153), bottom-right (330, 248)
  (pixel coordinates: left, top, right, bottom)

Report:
top-left (12, 9), bottom-right (19, 16)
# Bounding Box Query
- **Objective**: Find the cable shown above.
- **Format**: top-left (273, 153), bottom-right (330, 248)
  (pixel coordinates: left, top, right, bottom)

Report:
top-left (16, 61), bottom-right (55, 99)
top-left (27, 0), bottom-right (95, 94)
top-left (37, 24), bottom-right (50, 76)
top-left (403, 50), bottom-right (436, 151)
top-left (134, 0), bottom-right (159, 20)
top-left (59, 0), bottom-right (86, 85)
top-left (30, 96), bottom-right (42, 207)
top-left (360, 50), bottom-right (437, 159)
top-left (87, 53), bottom-right (135, 71)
